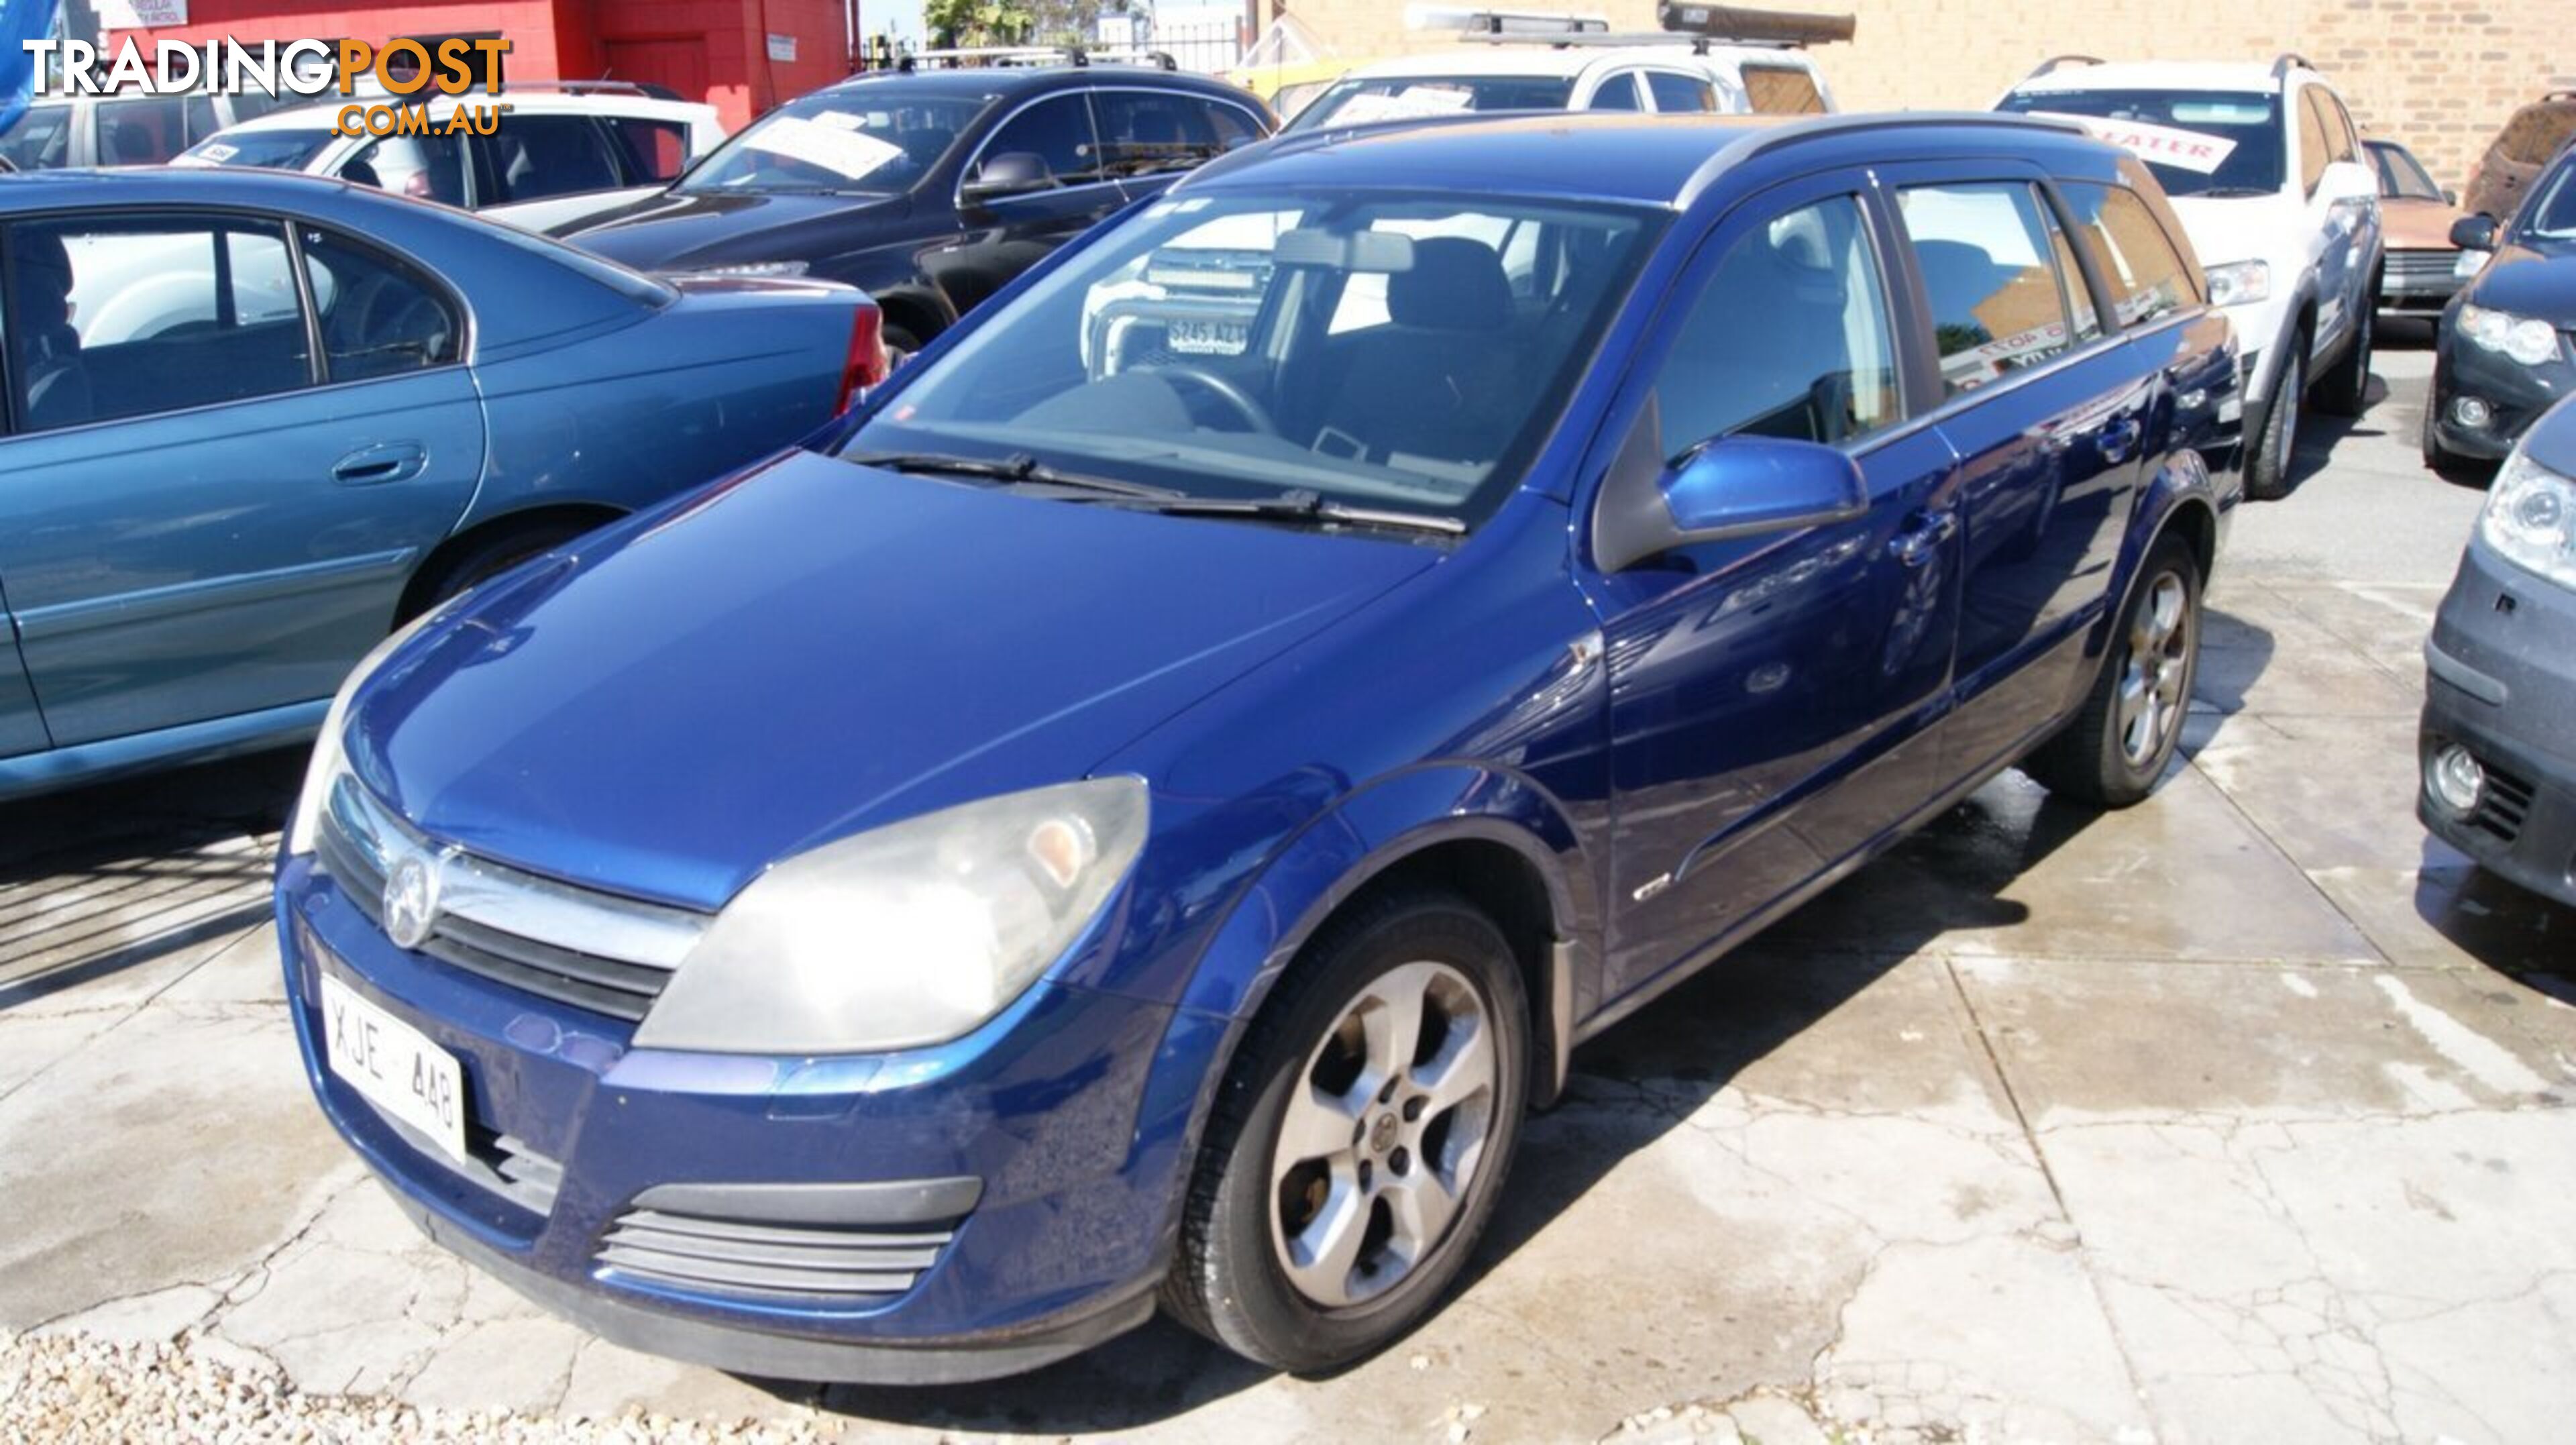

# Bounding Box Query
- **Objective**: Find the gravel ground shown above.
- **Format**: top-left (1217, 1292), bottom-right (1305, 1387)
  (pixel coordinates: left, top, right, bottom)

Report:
top-left (0, 1331), bottom-right (824, 1444)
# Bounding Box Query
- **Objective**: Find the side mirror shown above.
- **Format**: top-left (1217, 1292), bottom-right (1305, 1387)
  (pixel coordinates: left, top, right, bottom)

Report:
top-left (2449, 213), bottom-right (2500, 251)
top-left (2322, 159), bottom-right (2379, 205)
top-left (961, 152), bottom-right (1054, 207)
top-left (2442, 187), bottom-right (2459, 206)
top-left (1593, 413), bottom-right (1868, 573)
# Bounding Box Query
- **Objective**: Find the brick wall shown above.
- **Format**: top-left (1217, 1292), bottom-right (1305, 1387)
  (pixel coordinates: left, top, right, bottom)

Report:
top-left (1265, 0), bottom-right (2575, 190)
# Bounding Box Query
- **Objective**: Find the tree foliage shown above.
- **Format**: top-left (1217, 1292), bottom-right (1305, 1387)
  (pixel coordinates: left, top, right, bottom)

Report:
top-left (923, 0), bottom-right (1139, 47)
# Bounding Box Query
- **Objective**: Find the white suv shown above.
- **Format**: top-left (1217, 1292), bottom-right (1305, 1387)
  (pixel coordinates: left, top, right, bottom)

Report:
top-left (178, 84), bottom-right (725, 233)
top-left (1283, 7), bottom-right (1837, 132)
top-left (1999, 56), bottom-right (2384, 498)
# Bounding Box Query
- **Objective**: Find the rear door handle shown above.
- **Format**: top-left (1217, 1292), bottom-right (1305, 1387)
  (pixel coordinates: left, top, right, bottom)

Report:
top-left (1889, 510), bottom-right (1959, 568)
top-left (331, 442), bottom-right (427, 486)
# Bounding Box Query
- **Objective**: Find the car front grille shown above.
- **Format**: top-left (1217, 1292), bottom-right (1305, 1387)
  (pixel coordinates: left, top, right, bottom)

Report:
top-left (314, 775), bottom-right (707, 1024)
top-left (2386, 248), bottom-right (2456, 283)
top-left (594, 1179), bottom-right (981, 1305)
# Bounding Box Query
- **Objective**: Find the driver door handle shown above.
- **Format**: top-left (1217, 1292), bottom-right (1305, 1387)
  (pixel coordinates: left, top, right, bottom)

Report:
top-left (1890, 510), bottom-right (1959, 568)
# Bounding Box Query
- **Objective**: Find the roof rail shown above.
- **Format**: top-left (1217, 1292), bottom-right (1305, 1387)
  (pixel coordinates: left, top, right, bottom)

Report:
top-left (2270, 52), bottom-right (2318, 80)
top-left (894, 43), bottom-right (1177, 72)
top-left (1416, 4), bottom-right (1850, 48)
top-left (2023, 54), bottom-right (2102, 82)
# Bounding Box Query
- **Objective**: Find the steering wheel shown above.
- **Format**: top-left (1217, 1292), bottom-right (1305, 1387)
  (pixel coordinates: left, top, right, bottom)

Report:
top-left (1133, 363), bottom-right (1279, 436)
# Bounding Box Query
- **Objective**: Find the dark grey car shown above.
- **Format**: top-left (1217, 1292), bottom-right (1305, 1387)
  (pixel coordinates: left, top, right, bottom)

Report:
top-left (2420, 391), bottom-right (2576, 905)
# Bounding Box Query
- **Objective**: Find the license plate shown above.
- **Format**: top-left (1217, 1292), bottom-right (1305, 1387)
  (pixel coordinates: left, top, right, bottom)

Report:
top-left (321, 973), bottom-right (468, 1165)
top-left (1167, 319), bottom-right (1247, 356)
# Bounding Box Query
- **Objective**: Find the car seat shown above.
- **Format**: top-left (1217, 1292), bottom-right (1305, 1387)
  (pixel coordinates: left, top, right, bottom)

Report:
top-left (502, 121), bottom-right (618, 200)
top-left (10, 231), bottom-right (93, 429)
top-left (1313, 237), bottom-right (1522, 472)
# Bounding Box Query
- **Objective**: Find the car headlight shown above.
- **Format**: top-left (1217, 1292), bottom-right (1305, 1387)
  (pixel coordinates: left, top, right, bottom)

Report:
top-left (633, 778), bottom-right (1150, 1055)
top-left (690, 259), bottom-right (811, 278)
top-left (2204, 259), bottom-right (2271, 308)
top-left (2479, 445), bottom-right (2576, 588)
top-left (2459, 304), bottom-right (2565, 367)
top-left (283, 607), bottom-right (449, 857)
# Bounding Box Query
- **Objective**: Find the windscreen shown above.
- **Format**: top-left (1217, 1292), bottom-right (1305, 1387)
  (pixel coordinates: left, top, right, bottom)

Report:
top-left (852, 189), bottom-right (1661, 530)
top-left (1287, 76), bottom-right (1575, 132)
top-left (681, 89), bottom-right (988, 195)
top-left (180, 128), bottom-right (338, 172)
top-left (2517, 154), bottom-right (2576, 244)
top-left (2000, 89), bottom-right (2286, 197)
top-left (2367, 142), bottom-right (2444, 202)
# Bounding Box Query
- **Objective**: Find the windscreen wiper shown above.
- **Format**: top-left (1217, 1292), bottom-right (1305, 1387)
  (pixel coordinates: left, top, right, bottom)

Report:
top-left (845, 451), bottom-right (1181, 499)
top-left (1112, 488), bottom-right (1467, 537)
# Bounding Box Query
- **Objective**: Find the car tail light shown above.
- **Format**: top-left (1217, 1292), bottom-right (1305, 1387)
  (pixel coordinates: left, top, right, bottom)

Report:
top-left (835, 303), bottom-right (888, 414)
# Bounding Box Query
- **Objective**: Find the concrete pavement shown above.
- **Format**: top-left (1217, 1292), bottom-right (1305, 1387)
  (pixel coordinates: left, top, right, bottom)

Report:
top-left (3, 337), bottom-right (2572, 1443)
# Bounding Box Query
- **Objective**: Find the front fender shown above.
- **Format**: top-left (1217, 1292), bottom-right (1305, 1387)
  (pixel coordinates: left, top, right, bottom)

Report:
top-left (1108, 765), bottom-right (1600, 1275)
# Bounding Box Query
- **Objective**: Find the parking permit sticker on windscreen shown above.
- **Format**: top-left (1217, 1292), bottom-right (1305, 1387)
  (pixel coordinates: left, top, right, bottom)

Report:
top-left (2037, 112), bottom-right (2238, 174)
top-left (1334, 87), bottom-right (1475, 125)
top-left (743, 117), bottom-right (904, 182)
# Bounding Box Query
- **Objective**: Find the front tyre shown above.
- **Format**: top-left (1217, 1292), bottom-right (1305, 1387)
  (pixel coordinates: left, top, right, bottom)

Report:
top-left (2243, 343), bottom-right (2306, 501)
top-left (1163, 892), bottom-right (1529, 1374)
top-left (2023, 533), bottom-right (2202, 808)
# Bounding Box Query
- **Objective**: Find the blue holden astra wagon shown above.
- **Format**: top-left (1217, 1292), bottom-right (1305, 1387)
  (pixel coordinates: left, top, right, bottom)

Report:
top-left (276, 112), bottom-right (2241, 1382)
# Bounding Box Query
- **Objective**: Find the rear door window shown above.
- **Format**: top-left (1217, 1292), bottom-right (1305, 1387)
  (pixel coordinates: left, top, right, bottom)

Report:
top-left (6, 215), bottom-right (313, 431)
top-left (481, 115), bottom-right (629, 202)
top-left (2056, 182), bottom-right (2202, 324)
top-left (975, 93), bottom-right (1105, 189)
top-left (1897, 181), bottom-right (2078, 395)
top-left (1093, 91), bottom-right (1229, 180)
top-left (1646, 71), bottom-right (1719, 113)
top-left (1741, 64), bottom-right (1825, 115)
top-left (608, 117), bottom-right (692, 184)
top-left (296, 227), bottom-right (465, 382)
top-left (1587, 74), bottom-right (1644, 111)
top-left (346, 131), bottom-right (470, 206)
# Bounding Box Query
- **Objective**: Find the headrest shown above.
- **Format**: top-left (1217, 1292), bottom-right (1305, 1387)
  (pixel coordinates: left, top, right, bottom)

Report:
top-left (1388, 236), bottom-right (1511, 332)
top-left (12, 231), bottom-right (75, 327)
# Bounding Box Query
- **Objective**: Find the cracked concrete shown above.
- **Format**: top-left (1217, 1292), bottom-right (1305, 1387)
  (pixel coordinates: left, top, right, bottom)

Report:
top-left (3, 341), bottom-right (2573, 1440)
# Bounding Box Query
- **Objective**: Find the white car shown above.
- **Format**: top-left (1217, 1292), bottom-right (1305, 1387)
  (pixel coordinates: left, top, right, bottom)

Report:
top-left (177, 84), bottom-right (726, 233)
top-left (2000, 56), bottom-right (2385, 499)
top-left (1283, 7), bottom-right (1838, 132)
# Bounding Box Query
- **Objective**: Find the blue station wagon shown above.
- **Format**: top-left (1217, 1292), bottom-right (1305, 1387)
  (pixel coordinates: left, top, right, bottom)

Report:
top-left (276, 113), bottom-right (2241, 1382)
top-left (0, 168), bottom-right (882, 800)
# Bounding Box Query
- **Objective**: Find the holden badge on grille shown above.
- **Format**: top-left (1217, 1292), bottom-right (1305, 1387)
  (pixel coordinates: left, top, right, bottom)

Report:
top-left (383, 851), bottom-right (443, 951)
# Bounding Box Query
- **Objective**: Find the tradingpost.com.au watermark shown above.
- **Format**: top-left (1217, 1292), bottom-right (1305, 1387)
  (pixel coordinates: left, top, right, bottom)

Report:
top-left (23, 36), bottom-right (517, 137)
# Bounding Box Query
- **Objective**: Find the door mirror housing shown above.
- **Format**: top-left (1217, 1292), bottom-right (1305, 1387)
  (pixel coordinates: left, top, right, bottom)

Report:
top-left (961, 152), bottom-right (1055, 207)
top-left (2320, 159), bottom-right (2379, 205)
top-left (2450, 213), bottom-right (2500, 251)
top-left (1593, 405), bottom-right (1869, 572)
top-left (2442, 186), bottom-right (2459, 207)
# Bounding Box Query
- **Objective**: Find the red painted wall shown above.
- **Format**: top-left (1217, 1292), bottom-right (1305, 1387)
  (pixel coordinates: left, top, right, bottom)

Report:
top-left (110, 0), bottom-right (856, 130)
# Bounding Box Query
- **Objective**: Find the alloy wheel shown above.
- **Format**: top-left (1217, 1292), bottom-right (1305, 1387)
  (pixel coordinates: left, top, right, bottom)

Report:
top-left (1269, 960), bottom-right (1497, 1309)
top-left (2270, 352), bottom-right (2304, 484)
top-left (2117, 572), bottom-right (2192, 767)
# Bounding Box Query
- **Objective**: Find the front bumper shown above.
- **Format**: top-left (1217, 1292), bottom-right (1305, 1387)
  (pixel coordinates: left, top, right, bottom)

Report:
top-left (276, 854), bottom-right (1199, 1383)
top-left (2428, 321), bottom-right (2576, 462)
top-left (2380, 250), bottom-right (2463, 313)
top-left (2418, 539), bottom-right (2576, 907)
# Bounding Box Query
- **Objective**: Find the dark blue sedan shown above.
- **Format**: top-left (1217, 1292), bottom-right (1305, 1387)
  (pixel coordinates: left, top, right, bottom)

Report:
top-left (0, 168), bottom-right (883, 800)
top-left (276, 112), bottom-right (2239, 1382)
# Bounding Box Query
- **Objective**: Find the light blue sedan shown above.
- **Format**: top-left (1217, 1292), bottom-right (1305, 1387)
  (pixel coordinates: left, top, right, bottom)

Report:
top-left (0, 168), bottom-right (882, 800)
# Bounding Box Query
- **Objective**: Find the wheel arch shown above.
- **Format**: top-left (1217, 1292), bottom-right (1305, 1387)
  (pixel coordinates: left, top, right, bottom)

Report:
top-left (394, 500), bottom-right (627, 623)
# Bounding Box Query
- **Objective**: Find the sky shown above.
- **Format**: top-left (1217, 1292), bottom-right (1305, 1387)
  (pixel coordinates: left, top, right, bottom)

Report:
top-left (865, 0), bottom-right (928, 45)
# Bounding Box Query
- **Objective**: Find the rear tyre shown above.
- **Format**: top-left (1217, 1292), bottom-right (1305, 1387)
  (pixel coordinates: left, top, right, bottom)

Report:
top-left (402, 521), bottom-right (593, 622)
top-left (1162, 891), bottom-right (1529, 1375)
top-left (2243, 343), bottom-right (2306, 501)
top-left (2023, 533), bottom-right (2202, 808)
top-left (882, 324), bottom-right (922, 365)
top-left (2312, 292), bottom-right (2373, 418)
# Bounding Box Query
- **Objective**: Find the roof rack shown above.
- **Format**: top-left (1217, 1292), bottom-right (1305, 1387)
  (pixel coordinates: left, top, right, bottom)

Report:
top-left (1422, 4), bottom-right (1851, 48)
top-left (894, 43), bottom-right (1177, 72)
top-left (506, 78), bottom-right (685, 101)
top-left (2270, 52), bottom-right (2318, 80)
top-left (2023, 54), bottom-right (2102, 81)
